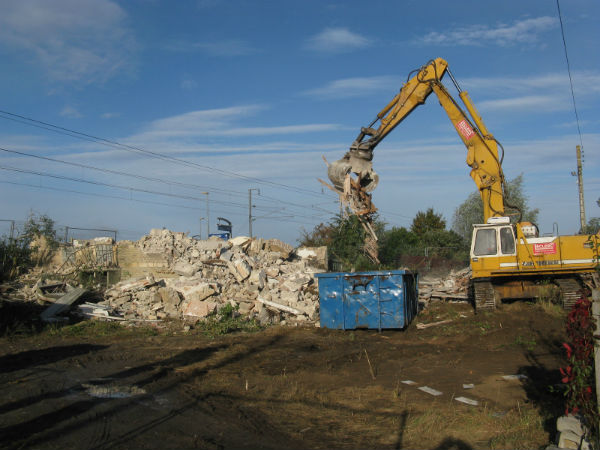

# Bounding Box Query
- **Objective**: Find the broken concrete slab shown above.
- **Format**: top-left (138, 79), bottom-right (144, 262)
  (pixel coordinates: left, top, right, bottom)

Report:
top-left (183, 284), bottom-right (216, 302)
top-left (183, 299), bottom-right (217, 318)
top-left (249, 269), bottom-right (266, 290)
top-left (417, 386), bottom-right (442, 396)
top-left (557, 415), bottom-right (585, 436)
top-left (41, 287), bottom-right (87, 321)
top-left (454, 396), bottom-right (479, 406)
top-left (227, 259), bottom-right (251, 282)
top-left (264, 239), bottom-right (293, 259)
top-left (296, 246), bottom-right (327, 269)
top-left (172, 259), bottom-right (198, 277)
top-left (158, 287), bottom-right (181, 307)
top-left (257, 296), bottom-right (303, 316)
top-left (229, 236), bottom-right (252, 248)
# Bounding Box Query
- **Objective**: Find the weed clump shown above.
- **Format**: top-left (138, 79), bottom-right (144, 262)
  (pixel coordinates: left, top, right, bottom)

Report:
top-left (196, 303), bottom-right (262, 337)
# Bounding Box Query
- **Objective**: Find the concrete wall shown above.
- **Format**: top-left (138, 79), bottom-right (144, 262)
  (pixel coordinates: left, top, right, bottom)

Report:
top-left (116, 241), bottom-right (174, 279)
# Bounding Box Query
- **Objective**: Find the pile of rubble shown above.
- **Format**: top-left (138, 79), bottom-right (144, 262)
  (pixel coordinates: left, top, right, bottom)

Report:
top-left (89, 230), bottom-right (326, 326)
top-left (418, 267), bottom-right (471, 306)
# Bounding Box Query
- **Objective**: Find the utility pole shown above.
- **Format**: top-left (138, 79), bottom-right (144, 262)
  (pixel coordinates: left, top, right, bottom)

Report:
top-left (201, 192), bottom-right (209, 238)
top-left (248, 188), bottom-right (260, 237)
top-left (571, 145), bottom-right (586, 231)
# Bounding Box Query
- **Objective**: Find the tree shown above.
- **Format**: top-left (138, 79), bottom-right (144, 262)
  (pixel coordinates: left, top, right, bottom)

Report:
top-left (410, 208), bottom-right (446, 236)
top-left (0, 212), bottom-right (58, 280)
top-left (298, 222), bottom-right (334, 247)
top-left (378, 226), bottom-right (420, 266)
top-left (299, 214), bottom-right (384, 271)
top-left (582, 218), bottom-right (600, 235)
top-left (22, 212), bottom-right (58, 249)
top-left (418, 228), bottom-right (469, 261)
top-left (580, 198), bottom-right (600, 234)
top-left (452, 173), bottom-right (539, 241)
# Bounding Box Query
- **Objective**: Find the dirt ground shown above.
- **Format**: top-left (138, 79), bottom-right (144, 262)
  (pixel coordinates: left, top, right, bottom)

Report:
top-left (0, 300), bottom-right (567, 450)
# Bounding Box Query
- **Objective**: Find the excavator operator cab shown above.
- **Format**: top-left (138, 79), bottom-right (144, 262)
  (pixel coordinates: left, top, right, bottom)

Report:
top-left (471, 218), bottom-right (516, 259)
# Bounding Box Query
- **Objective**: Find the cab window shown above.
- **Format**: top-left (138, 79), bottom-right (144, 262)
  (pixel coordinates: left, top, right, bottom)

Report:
top-left (500, 227), bottom-right (515, 254)
top-left (474, 229), bottom-right (497, 256)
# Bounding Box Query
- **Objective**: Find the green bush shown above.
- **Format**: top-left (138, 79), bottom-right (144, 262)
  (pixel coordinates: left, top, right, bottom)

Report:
top-left (197, 304), bottom-right (262, 337)
top-left (0, 237), bottom-right (32, 282)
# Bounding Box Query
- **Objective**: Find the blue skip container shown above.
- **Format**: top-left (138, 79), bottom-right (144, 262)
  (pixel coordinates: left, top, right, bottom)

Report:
top-left (315, 270), bottom-right (418, 331)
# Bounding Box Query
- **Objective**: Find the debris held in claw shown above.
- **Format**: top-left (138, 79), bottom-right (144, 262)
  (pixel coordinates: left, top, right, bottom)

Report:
top-left (319, 156), bottom-right (380, 264)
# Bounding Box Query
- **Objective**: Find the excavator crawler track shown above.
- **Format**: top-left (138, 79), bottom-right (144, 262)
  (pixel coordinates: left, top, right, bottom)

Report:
top-left (556, 278), bottom-right (583, 310)
top-left (473, 280), bottom-right (496, 310)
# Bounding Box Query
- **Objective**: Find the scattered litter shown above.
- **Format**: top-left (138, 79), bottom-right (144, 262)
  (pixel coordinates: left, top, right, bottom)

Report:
top-left (416, 319), bottom-right (453, 329)
top-left (462, 383), bottom-right (474, 389)
top-left (502, 374), bottom-right (528, 381)
top-left (418, 386), bottom-right (443, 396)
top-left (401, 380), bottom-right (417, 385)
top-left (454, 396), bottom-right (479, 406)
top-left (82, 383), bottom-right (146, 399)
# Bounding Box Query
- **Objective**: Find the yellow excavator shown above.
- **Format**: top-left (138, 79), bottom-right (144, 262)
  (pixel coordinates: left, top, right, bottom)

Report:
top-left (327, 57), bottom-right (599, 309)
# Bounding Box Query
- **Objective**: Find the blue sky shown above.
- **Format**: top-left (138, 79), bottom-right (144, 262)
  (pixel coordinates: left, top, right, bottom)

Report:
top-left (0, 0), bottom-right (598, 244)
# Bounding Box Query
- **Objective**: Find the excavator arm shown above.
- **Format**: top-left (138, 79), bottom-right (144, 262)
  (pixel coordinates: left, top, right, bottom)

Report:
top-left (327, 57), bottom-right (506, 223)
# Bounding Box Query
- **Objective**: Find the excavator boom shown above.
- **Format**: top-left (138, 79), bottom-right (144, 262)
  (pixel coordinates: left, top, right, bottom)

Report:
top-left (327, 57), bottom-right (506, 222)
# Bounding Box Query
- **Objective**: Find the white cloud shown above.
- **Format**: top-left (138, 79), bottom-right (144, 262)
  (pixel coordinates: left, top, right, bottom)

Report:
top-left (128, 105), bottom-right (342, 143)
top-left (305, 27), bottom-right (371, 53)
top-left (421, 16), bottom-right (557, 47)
top-left (462, 72), bottom-right (600, 95)
top-left (101, 112), bottom-right (120, 119)
top-left (303, 76), bottom-right (398, 99)
top-left (455, 72), bottom-right (600, 113)
top-left (180, 78), bottom-right (198, 90)
top-left (0, 0), bottom-right (136, 84)
top-left (163, 39), bottom-right (257, 56)
top-left (478, 95), bottom-right (564, 112)
top-left (60, 106), bottom-right (83, 118)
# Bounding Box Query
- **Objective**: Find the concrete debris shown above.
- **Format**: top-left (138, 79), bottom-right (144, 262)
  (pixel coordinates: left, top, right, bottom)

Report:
top-left (418, 267), bottom-right (471, 306)
top-left (555, 414), bottom-right (591, 450)
top-left (454, 396), bottom-right (479, 406)
top-left (416, 319), bottom-right (454, 330)
top-left (417, 386), bottom-right (443, 396)
top-left (93, 230), bottom-right (326, 326)
top-left (41, 287), bottom-right (88, 322)
top-left (501, 374), bottom-right (528, 381)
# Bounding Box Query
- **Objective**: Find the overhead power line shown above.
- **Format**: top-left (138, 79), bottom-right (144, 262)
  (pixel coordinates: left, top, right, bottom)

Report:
top-left (0, 180), bottom-right (202, 211)
top-left (0, 146), bottom-right (242, 196)
top-left (0, 164), bottom-right (332, 222)
top-left (0, 179), bottom-right (326, 227)
top-left (0, 109), bottom-right (326, 198)
top-left (556, 0), bottom-right (585, 150)
top-left (0, 145), bottom-right (338, 217)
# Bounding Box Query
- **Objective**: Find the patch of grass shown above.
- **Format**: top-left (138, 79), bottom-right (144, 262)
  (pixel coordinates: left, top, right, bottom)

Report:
top-left (400, 404), bottom-right (548, 449)
top-left (488, 406), bottom-right (546, 449)
top-left (514, 335), bottom-right (537, 351)
top-left (196, 304), bottom-right (262, 338)
top-left (473, 320), bottom-right (492, 335)
top-left (44, 320), bottom-right (158, 337)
